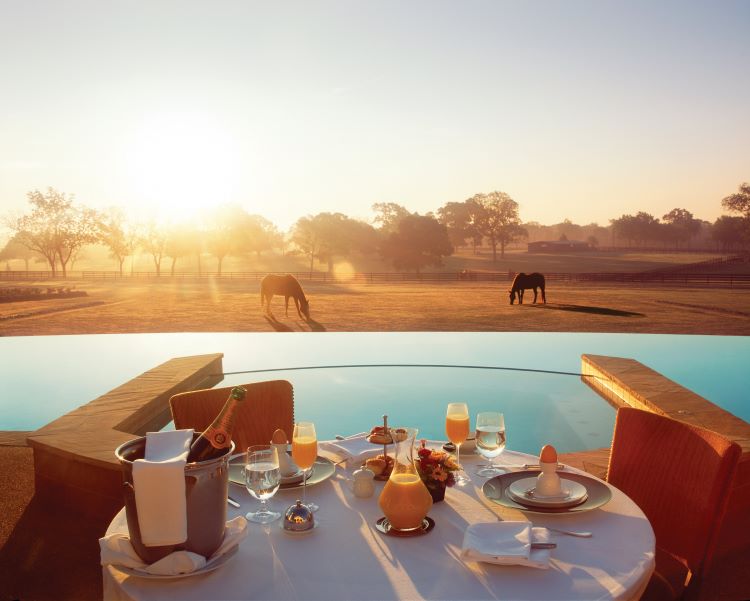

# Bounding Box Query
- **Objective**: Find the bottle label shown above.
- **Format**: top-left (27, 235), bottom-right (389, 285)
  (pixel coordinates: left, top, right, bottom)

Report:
top-left (204, 426), bottom-right (230, 449)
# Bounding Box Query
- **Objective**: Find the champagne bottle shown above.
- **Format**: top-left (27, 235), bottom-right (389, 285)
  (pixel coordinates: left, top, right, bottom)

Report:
top-left (187, 386), bottom-right (247, 462)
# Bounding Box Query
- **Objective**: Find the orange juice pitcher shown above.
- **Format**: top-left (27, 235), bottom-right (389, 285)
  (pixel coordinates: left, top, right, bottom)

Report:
top-left (378, 427), bottom-right (433, 531)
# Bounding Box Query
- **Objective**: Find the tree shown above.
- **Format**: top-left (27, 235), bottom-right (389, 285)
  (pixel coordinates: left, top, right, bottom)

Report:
top-left (245, 215), bottom-right (282, 257)
top-left (0, 233), bottom-right (43, 271)
top-left (140, 220), bottom-right (168, 276)
top-left (610, 212), bottom-right (660, 247)
top-left (662, 208), bottom-right (700, 249)
top-left (712, 216), bottom-right (746, 251)
top-left (371, 202), bottom-right (411, 233)
top-left (99, 208), bottom-right (139, 276)
top-left (555, 219), bottom-right (582, 242)
top-left (291, 215), bottom-right (322, 274)
top-left (289, 213), bottom-right (372, 273)
top-left (165, 226), bottom-right (197, 275)
top-left (9, 188), bottom-right (100, 276)
top-left (721, 182), bottom-right (750, 243)
top-left (721, 182), bottom-right (750, 218)
top-left (380, 214), bottom-right (453, 273)
top-left (437, 201), bottom-right (480, 251)
top-left (205, 204), bottom-right (251, 275)
top-left (472, 191), bottom-right (526, 261)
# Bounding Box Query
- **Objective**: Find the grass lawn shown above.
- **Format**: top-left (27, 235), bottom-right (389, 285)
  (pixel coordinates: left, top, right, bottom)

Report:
top-left (1, 278), bottom-right (749, 336)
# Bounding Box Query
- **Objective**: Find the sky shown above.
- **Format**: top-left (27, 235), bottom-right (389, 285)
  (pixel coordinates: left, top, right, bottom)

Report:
top-left (1, 0), bottom-right (748, 231)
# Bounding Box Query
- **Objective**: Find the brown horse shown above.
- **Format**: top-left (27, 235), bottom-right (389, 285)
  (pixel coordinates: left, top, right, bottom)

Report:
top-left (509, 272), bottom-right (546, 305)
top-left (260, 274), bottom-right (310, 319)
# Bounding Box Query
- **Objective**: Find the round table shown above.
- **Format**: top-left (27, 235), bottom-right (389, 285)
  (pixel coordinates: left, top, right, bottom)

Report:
top-left (103, 448), bottom-right (655, 601)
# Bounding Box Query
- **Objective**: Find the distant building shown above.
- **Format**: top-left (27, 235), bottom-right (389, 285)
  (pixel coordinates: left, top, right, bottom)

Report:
top-left (527, 240), bottom-right (591, 253)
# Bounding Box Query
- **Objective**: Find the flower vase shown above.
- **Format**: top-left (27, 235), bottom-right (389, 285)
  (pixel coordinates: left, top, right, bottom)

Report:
top-left (426, 481), bottom-right (446, 503)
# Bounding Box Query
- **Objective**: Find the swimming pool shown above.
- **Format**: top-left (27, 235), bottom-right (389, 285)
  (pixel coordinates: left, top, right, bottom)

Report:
top-left (2, 333), bottom-right (748, 453)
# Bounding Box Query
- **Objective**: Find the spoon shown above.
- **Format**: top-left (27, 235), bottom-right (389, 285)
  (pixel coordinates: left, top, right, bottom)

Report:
top-left (496, 515), bottom-right (592, 538)
top-left (543, 526), bottom-right (593, 538)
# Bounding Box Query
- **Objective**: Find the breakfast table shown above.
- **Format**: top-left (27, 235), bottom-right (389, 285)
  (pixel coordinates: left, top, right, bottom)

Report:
top-left (102, 443), bottom-right (655, 601)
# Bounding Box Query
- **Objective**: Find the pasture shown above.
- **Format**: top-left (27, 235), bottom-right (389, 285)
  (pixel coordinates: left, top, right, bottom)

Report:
top-left (1, 278), bottom-right (749, 336)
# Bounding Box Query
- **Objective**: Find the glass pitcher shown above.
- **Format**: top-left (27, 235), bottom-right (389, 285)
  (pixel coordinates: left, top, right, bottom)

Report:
top-left (378, 427), bottom-right (433, 531)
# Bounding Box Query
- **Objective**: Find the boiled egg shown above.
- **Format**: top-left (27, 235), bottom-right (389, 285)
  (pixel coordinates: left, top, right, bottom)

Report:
top-left (540, 444), bottom-right (558, 464)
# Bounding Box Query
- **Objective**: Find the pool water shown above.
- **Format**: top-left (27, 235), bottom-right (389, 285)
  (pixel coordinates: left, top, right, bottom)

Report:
top-left (219, 365), bottom-right (614, 454)
top-left (1, 333), bottom-right (748, 454)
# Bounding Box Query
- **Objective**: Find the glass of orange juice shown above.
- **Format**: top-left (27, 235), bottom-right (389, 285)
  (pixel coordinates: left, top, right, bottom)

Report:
top-left (446, 402), bottom-right (470, 486)
top-left (292, 421), bottom-right (319, 512)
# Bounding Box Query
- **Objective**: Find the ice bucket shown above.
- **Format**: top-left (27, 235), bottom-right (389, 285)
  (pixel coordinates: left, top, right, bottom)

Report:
top-left (115, 434), bottom-right (234, 564)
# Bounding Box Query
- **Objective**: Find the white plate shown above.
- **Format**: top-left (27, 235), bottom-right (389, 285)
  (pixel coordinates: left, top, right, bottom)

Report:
top-left (111, 545), bottom-right (239, 580)
top-left (507, 477), bottom-right (588, 508)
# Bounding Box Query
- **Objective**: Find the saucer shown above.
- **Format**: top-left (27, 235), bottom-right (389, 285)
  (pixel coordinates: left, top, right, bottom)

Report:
top-left (507, 477), bottom-right (588, 508)
top-left (111, 545), bottom-right (239, 580)
top-left (280, 469), bottom-right (306, 485)
top-left (375, 516), bottom-right (435, 537)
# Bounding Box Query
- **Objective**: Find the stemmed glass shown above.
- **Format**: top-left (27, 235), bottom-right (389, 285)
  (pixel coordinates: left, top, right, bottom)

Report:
top-left (475, 412), bottom-right (507, 477)
top-left (292, 421), bottom-right (319, 512)
top-left (244, 445), bottom-right (281, 523)
top-left (445, 402), bottom-right (470, 486)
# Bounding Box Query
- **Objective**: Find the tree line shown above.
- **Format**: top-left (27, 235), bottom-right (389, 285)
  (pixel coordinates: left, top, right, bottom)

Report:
top-left (2, 183), bottom-right (749, 275)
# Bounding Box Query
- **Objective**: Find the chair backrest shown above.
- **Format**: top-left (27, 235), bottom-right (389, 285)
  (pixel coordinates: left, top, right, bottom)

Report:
top-left (169, 380), bottom-right (294, 453)
top-left (606, 407), bottom-right (740, 586)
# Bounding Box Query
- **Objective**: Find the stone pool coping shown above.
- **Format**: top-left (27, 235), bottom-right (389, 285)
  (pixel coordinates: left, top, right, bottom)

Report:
top-left (25, 353), bottom-right (224, 518)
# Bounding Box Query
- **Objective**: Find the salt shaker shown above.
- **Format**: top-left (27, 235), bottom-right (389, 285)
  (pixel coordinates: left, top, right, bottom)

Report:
top-left (351, 468), bottom-right (375, 498)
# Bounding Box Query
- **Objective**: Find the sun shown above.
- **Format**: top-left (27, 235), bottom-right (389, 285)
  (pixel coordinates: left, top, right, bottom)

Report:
top-left (125, 111), bottom-right (243, 220)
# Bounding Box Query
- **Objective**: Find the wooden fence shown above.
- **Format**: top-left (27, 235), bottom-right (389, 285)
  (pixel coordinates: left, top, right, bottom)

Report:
top-left (2, 270), bottom-right (750, 287)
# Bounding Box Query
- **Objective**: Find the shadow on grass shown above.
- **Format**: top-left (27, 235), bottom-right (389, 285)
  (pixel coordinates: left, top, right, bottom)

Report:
top-left (531, 303), bottom-right (646, 317)
top-left (304, 318), bottom-right (326, 332)
top-left (263, 314), bottom-right (294, 332)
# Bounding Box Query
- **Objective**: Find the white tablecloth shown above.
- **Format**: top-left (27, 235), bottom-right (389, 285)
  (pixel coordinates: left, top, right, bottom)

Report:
top-left (103, 448), bottom-right (655, 601)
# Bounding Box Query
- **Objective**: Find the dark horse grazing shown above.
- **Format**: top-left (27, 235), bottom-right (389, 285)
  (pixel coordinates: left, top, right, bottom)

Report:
top-left (509, 272), bottom-right (546, 305)
top-left (260, 274), bottom-right (310, 319)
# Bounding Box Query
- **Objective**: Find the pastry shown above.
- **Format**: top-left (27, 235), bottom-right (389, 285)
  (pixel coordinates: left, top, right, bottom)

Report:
top-left (364, 454), bottom-right (395, 476)
top-left (391, 428), bottom-right (408, 442)
top-left (367, 426), bottom-right (392, 444)
top-left (365, 457), bottom-right (387, 475)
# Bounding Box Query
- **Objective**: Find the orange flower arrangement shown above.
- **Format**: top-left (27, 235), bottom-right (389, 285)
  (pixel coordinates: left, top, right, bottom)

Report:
top-left (416, 439), bottom-right (459, 492)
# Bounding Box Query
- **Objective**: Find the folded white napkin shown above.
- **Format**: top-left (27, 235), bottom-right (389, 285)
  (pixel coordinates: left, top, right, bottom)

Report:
top-left (100, 516), bottom-right (248, 575)
top-left (461, 522), bottom-right (552, 569)
top-left (319, 433), bottom-right (382, 465)
top-left (132, 429), bottom-right (194, 547)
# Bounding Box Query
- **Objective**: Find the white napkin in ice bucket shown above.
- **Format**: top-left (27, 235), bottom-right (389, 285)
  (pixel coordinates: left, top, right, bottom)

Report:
top-left (100, 516), bottom-right (248, 576)
top-left (131, 429), bottom-right (194, 547)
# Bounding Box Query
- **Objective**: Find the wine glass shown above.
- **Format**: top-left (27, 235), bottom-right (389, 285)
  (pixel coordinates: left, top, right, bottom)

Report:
top-left (292, 421), bottom-right (319, 512)
top-left (475, 412), bottom-right (507, 477)
top-left (445, 402), bottom-right (470, 486)
top-left (244, 445), bottom-right (281, 523)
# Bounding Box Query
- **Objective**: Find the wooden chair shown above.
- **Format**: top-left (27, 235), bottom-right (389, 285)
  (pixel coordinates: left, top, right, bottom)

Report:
top-left (606, 407), bottom-right (741, 601)
top-left (169, 380), bottom-right (294, 453)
